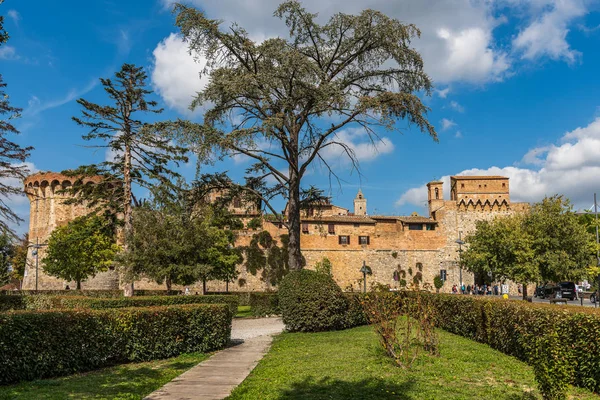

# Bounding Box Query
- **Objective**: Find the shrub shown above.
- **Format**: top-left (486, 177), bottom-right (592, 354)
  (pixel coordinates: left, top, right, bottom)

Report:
top-left (47, 295), bottom-right (239, 314)
top-left (0, 295), bottom-right (25, 311)
top-left (206, 291), bottom-right (253, 306)
top-left (0, 303), bottom-right (232, 385)
top-left (249, 293), bottom-right (279, 316)
top-left (314, 257), bottom-right (332, 276)
top-left (343, 293), bottom-right (368, 328)
top-left (279, 270), bottom-right (348, 332)
top-left (0, 290), bottom-right (123, 297)
top-left (426, 294), bottom-right (600, 396)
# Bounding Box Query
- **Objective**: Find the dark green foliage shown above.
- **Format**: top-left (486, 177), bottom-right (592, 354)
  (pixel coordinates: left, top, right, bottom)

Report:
top-left (0, 294), bottom-right (24, 311)
top-left (279, 270), bottom-right (348, 332)
top-left (433, 275), bottom-right (444, 292)
top-left (343, 293), bottom-right (368, 328)
top-left (427, 294), bottom-right (600, 396)
top-left (0, 290), bottom-right (124, 297)
top-left (0, 304), bottom-right (232, 385)
top-left (249, 293), bottom-right (280, 316)
top-left (0, 230), bottom-right (14, 285)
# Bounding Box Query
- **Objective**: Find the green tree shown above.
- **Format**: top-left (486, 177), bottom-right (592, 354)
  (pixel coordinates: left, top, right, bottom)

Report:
top-left (156, 1), bottom-right (436, 271)
top-left (64, 64), bottom-right (188, 294)
top-left (527, 196), bottom-right (594, 283)
top-left (463, 215), bottom-right (537, 300)
top-left (245, 231), bottom-right (291, 289)
top-left (123, 188), bottom-right (242, 293)
top-left (8, 233), bottom-right (28, 288)
top-left (0, 1), bottom-right (32, 236)
top-left (43, 216), bottom-right (119, 289)
top-left (0, 230), bottom-right (14, 285)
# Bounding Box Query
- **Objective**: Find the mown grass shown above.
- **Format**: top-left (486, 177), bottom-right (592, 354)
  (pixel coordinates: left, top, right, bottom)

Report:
top-left (228, 325), bottom-right (600, 400)
top-left (235, 305), bottom-right (253, 318)
top-left (0, 352), bottom-right (208, 400)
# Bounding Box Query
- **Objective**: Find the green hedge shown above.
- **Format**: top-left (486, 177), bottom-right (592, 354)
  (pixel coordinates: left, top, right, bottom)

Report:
top-left (427, 294), bottom-right (600, 394)
top-left (343, 293), bottom-right (369, 328)
top-left (0, 295), bottom-right (239, 314)
top-left (249, 293), bottom-right (279, 317)
top-left (0, 290), bottom-right (124, 297)
top-left (0, 303), bottom-right (232, 385)
top-left (52, 295), bottom-right (238, 314)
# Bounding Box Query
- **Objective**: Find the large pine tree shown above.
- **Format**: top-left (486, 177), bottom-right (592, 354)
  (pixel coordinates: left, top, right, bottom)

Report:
top-left (66, 63), bottom-right (188, 294)
top-left (0, 1), bottom-right (33, 236)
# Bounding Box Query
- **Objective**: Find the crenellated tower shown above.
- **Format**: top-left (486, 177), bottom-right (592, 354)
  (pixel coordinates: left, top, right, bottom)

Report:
top-left (22, 172), bottom-right (119, 290)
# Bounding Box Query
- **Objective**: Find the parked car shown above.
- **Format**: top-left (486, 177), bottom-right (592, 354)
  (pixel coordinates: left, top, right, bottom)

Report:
top-left (543, 282), bottom-right (577, 301)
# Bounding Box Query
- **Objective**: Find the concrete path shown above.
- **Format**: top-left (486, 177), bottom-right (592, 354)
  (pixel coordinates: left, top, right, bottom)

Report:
top-left (144, 317), bottom-right (284, 400)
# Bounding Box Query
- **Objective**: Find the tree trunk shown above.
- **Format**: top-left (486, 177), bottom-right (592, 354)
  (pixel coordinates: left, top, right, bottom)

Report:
top-left (522, 283), bottom-right (528, 300)
top-left (76, 280), bottom-right (81, 290)
top-left (202, 278), bottom-right (207, 295)
top-left (226, 280), bottom-right (229, 293)
top-left (122, 141), bottom-right (134, 297)
top-left (287, 173), bottom-right (303, 271)
top-left (166, 275), bottom-right (172, 292)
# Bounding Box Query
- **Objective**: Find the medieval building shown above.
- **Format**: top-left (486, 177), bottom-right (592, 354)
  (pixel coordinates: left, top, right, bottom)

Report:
top-left (21, 172), bottom-right (527, 293)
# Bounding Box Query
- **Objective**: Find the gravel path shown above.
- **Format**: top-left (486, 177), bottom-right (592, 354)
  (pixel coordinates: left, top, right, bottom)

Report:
top-left (231, 317), bottom-right (285, 340)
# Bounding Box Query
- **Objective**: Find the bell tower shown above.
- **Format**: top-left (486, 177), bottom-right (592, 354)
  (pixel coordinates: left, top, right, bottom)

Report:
top-left (426, 181), bottom-right (444, 219)
top-left (354, 189), bottom-right (367, 216)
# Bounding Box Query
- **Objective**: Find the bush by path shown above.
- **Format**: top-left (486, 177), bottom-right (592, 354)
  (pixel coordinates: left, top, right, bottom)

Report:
top-left (0, 303), bottom-right (232, 385)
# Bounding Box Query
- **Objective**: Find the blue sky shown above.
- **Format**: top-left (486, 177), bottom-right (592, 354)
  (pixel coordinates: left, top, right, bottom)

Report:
top-left (3, 0), bottom-right (600, 233)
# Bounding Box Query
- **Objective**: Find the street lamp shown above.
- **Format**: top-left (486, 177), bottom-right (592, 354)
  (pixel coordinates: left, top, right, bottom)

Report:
top-left (28, 240), bottom-right (47, 292)
top-left (360, 261), bottom-right (372, 293)
top-left (455, 232), bottom-right (465, 290)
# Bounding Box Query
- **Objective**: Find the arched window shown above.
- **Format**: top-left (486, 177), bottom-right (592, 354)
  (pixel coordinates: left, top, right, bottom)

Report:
top-left (434, 187), bottom-right (439, 199)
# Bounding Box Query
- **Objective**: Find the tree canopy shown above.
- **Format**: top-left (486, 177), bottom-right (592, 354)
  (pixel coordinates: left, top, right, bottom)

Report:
top-left (121, 187), bottom-right (243, 292)
top-left (43, 216), bottom-right (119, 289)
top-left (155, 1), bottom-right (437, 271)
top-left (463, 196), bottom-right (595, 298)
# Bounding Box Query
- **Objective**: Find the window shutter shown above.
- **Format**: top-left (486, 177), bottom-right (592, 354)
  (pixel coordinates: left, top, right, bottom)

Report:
top-left (338, 235), bottom-right (342, 245)
top-left (367, 236), bottom-right (370, 245)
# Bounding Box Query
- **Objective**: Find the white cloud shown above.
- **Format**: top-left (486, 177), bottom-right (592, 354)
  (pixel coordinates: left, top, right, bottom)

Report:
top-left (22, 79), bottom-right (97, 118)
top-left (0, 45), bottom-right (18, 60)
top-left (455, 131), bottom-right (463, 139)
top-left (320, 127), bottom-right (395, 166)
top-left (441, 118), bottom-right (456, 131)
top-left (512, 0), bottom-right (587, 62)
top-left (450, 101), bottom-right (465, 113)
top-left (436, 87), bottom-right (451, 98)
top-left (151, 33), bottom-right (209, 115)
top-left (397, 116), bottom-right (600, 210)
top-left (7, 10), bottom-right (20, 25)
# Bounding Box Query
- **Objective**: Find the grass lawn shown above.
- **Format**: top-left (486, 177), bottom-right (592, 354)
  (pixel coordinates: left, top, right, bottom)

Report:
top-left (236, 305), bottom-right (253, 318)
top-left (228, 325), bottom-right (600, 400)
top-left (0, 352), bottom-right (208, 400)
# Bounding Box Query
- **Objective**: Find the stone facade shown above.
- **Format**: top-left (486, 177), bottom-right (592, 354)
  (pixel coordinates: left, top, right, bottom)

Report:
top-left (22, 172), bottom-right (528, 294)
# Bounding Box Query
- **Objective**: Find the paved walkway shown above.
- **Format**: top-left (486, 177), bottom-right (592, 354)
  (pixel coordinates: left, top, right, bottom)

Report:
top-left (144, 317), bottom-right (284, 400)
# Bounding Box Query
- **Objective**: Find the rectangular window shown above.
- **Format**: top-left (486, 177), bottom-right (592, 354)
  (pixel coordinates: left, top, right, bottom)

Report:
top-left (233, 198), bottom-right (242, 208)
top-left (328, 223), bottom-right (335, 234)
top-left (426, 224), bottom-right (436, 231)
top-left (338, 235), bottom-right (350, 245)
top-left (359, 236), bottom-right (370, 245)
top-left (408, 224), bottom-right (423, 230)
top-left (302, 223), bottom-right (309, 233)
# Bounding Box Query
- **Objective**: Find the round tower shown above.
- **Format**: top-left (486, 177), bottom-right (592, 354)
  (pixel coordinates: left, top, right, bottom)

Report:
top-left (22, 172), bottom-right (119, 290)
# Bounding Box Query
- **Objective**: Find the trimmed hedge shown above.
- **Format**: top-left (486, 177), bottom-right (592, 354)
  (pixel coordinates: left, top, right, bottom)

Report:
top-left (0, 303), bottom-right (232, 385)
top-left (249, 293), bottom-right (279, 317)
top-left (0, 295), bottom-right (25, 312)
top-left (343, 293), bottom-right (369, 328)
top-left (0, 290), bottom-right (124, 297)
top-left (425, 294), bottom-right (600, 394)
top-left (279, 270), bottom-right (361, 332)
top-left (0, 294), bottom-right (239, 314)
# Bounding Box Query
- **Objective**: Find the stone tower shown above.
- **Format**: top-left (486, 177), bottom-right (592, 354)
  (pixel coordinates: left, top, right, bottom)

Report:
top-left (22, 172), bottom-right (120, 290)
top-left (427, 181), bottom-right (444, 219)
top-left (353, 189), bottom-right (367, 215)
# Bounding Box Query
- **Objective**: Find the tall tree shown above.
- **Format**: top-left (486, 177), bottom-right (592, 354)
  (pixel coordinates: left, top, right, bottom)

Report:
top-left (8, 233), bottom-right (27, 289)
top-left (43, 216), bottom-right (119, 289)
top-left (0, 1), bottom-right (32, 236)
top-left (245, 230), bottom-right (290, 289)
top-left (156, 1), bottom-right (436, 270)
top-left (65, 64), bottom-right (188, 294)
top-left (463, 215), bottom-right (537, 300)
top-left (527, 196), bottom-right (594, 283)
